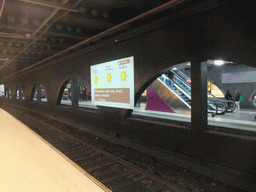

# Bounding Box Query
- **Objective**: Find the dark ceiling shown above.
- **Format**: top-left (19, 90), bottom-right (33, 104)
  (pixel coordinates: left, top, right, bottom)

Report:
top-left (0, 0), bottom-right (234, 80)
top-left (0, 0), bottom-right (178, 79)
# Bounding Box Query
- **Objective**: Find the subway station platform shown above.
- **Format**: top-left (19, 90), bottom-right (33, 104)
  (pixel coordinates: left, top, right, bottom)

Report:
top-left (0, 108), bottom-right (111, 192)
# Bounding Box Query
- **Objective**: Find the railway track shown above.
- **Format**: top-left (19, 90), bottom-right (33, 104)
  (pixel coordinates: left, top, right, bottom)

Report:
top-left (3, 106), bottom-right (246, 192)
top-left (7, 108), bottom-right (186, 192)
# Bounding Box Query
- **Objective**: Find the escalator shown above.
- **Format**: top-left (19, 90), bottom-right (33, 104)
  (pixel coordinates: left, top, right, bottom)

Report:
top-left (175, 66), bottom-right (236, 112)
top-left (149, 67), bottom-right (230, 115)
top-left (150, 75), bottom-right (191, 114)
top-left (150, 74), bottom-right (218, 115)
top-left (208, 92), bottom-right (236, 112)
top-left (171, 68), bottom-right (229, 115)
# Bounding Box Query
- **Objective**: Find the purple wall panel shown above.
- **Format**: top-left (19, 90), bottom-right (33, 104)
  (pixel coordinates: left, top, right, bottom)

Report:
top-left (147, 87), bottom-right (174, 113)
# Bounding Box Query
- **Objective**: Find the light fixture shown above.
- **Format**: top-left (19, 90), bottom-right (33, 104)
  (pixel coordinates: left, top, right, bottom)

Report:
top-left (214, 60), bottom-right (224, 66)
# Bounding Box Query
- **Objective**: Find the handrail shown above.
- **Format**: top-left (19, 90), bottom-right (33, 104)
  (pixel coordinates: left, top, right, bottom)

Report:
top-left (171, 71), bottom-right (191, 96)
top-left (172, 68), bottom-right (191, 82)
top-left (171, 70), bottom-right (191, 90)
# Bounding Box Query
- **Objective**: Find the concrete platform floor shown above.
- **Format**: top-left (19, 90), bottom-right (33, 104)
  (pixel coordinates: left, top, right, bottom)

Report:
top-left (0, 108), bottom-right (111, 192)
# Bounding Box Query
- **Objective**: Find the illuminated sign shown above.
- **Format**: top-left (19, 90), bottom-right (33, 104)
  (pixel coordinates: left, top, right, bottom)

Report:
top-left (222, 71), bottom-right (256, 83)
top-left (90, 56), bottom-right (134, 109)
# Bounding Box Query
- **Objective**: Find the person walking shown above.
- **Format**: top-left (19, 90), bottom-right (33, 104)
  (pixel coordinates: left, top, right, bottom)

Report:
top-left (234, 90), bottom-right (241, 111)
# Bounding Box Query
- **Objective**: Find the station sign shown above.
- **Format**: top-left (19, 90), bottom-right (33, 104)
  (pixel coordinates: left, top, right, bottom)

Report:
top-left (222, 71), bottom-right (256, 83)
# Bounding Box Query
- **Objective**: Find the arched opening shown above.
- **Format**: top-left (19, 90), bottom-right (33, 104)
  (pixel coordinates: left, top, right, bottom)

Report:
top-left (15, 86), bottom-right (25, 100)
top-left (57, 79), bottom-right (71, 105)
top-left (30, 84), bottom-right (48, 103)
top-left (133, 62), bottom-right (192, 123)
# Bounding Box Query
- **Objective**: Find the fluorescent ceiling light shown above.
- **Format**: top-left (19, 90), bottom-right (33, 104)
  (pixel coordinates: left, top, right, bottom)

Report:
top-left (214, 60), bottom-right (224, 66)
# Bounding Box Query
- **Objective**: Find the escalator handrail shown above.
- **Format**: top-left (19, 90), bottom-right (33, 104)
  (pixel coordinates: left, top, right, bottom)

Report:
top-left (207, 102), bottom-right (218, 115)
top-left (171, 70), bottom-right (191, 87)
top-left (173, 83), bottom-right (191, 100)
top-left (211, 101), bottom-right (227, 114)
top-left (158, 76), bottom-right (191, 108)
top-left (171, 71), bottom-right (191, 93)
top-left (171, 72), bottom-right (191, 98)
top-left (161, 74), bottom-right (191, 100)
top-left (172, 68), bottom-right (191, 82)
top-left (208, 92), bottom-right (236, 111)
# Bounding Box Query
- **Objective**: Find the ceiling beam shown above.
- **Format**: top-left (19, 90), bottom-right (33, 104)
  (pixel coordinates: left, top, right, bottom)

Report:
top-left (0, 38), bottom-right (70, 49)
top-left (0, 32), bottom-right (44, 40)
top-left (18, 0), bottom-right (79, 12)
top-left (0, 0), bottom-right (6, 18)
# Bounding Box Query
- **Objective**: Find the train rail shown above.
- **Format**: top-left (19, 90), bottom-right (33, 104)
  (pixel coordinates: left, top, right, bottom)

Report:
top-left (3, 106), bottom-right (246, 192)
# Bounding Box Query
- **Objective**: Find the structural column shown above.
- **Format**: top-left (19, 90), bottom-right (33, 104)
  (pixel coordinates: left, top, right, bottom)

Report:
top-left (72, 78), bottom-right (78, 108)
top-left (191, 61), bottom-right (208, 131)
top-left (18, 86), bottom-right (23, 100)
top-left (37, 84), bottom-right (42, 103)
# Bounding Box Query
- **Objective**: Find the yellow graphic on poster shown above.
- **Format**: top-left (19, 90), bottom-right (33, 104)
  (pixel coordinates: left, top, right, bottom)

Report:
top-left (106, 73), bottom-right (112, 83)
top-left (93, 75), bottom-right (98, 84)
top-left (90, 56), bottom-right (134, 109)
top-left (120, 70), bottom-right (128, 82)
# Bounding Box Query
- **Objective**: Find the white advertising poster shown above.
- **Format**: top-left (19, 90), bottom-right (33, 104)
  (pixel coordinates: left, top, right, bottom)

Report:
top-left (0, 84), bottom-right (4, 97)
top-left (222, 71), bottom-right (256, 84)
top-left (90, 56), bottom-right (134, 109)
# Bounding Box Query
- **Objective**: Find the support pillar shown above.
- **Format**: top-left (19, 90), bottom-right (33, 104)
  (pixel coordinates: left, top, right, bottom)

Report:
top-left (191, 61), bottom-right (208, 131)
top-left (18, 87), bottom-right (22, 100)
top-left (37, 84), bottom-right (42, 103)
top-left (72, 78), bottom-right (78, 108)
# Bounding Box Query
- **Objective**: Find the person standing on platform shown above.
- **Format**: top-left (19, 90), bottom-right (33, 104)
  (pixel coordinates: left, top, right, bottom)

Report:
top-left (225, 90), bottom-right (233, 100)
top-left (234, 90), bottom-right (242, 111)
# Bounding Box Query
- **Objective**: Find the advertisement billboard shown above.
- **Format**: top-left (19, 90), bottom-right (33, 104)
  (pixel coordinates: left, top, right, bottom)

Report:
top-left (91, 56), bottom-right (134, 109)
